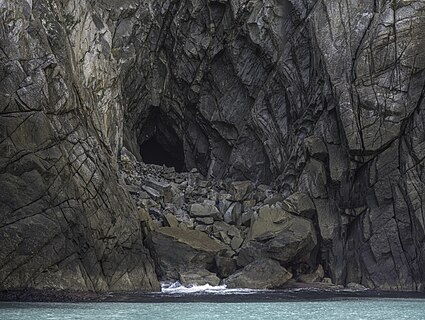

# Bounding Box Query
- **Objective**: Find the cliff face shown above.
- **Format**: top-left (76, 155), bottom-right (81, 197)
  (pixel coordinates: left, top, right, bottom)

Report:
top-left (0, 0), bottom-right (159, 291)
top-left (1, 0), bottom-right (425, 292)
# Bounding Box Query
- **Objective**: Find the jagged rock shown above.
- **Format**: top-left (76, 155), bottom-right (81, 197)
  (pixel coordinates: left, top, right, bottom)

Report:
top-left (179, 269), bottom-right (220, 286)
top-left (238, 205), bottom-right (317, 266)
top-left (298, 265), bottom-right (325, 283)
top-left (282, 192), bottom-right (316, 219)
top-left (238, 210), bottom-right (254, 227)
top-left (190, 201), bottom-right (221, 220)
top-left (255, 185), bottom-right (272, 202)
top-left (298, 159), bottom-right (327, 199)
top-left (229, 181), bottom-right (254, 201)
top-left (346, 282), bottom-right (367, 291)
top-left (148, 227), bottom-right (228, 279)
top-left (230, 236), bottom-right (244, 250)
top-left (304, 136), bottom-right (328, 160)
top-left (264, 195), bottom-right (285, 206)
top-left (225, 259), bottom-right (293, 289)
top-left (215, 256), bottom-right (237, 278)
top-left (224, 202), bottom-right (242, 225)
top-left (1, 0), bottom-right (425, 293)
top-left (164, 214), bottom-right (179, 228)
top-left (196, 217), bottom-right (215, 225)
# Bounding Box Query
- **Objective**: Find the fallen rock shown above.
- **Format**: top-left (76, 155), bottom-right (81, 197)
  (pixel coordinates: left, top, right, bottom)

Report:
top-left (190, 200), bottom-right (221, 220)
top-left (346, 282), bottom-right (368, 290)
top-left (164, 214), bottom-right (179, 228)
top-left (238, 205), bottom-right (317, 265)
top-left (149, 227), bottom-right (228, 279)
top-left (179, 269), bottom-right (220, 286)
top-left (282, 192), bottom-right (316, 219)
top-left (225, 258), bottom-right (292, 289)
top-left (215, 256), bottom-right (237, 278)
top-left (229, 181), bottom-right (254, 201)
top-left (224, 202), bottom-right (242, 225)
top-left (230, 236), bottom-right (244, 250)
top-left (298, 265), bottom-right (324, 283)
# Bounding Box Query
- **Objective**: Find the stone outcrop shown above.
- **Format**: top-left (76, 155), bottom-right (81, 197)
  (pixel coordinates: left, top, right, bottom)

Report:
top-left (225, 258), bottom-right (293, 289)
top-left (179, 269), bottom-right (221, 287)
top-left (0, 0), bottom-right (159, 292)
top-left (1, 0), bottom-right (425, 293)
top-left (148, 227), bottom-right (228, 279)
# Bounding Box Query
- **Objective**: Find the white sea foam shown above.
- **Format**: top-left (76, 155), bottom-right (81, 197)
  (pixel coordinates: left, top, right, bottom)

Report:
top-left (160, 281), bottom-right (266, 295)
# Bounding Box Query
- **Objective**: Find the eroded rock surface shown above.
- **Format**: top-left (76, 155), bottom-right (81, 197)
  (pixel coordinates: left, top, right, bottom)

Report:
top-left (1, 0), bottom-right (425, 292)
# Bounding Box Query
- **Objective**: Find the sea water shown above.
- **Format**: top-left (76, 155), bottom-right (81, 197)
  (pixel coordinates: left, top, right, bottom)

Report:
top-left (1, 299), bottom-right (425, 320)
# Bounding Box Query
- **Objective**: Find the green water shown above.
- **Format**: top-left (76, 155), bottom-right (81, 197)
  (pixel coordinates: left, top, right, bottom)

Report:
top-left (0, 300), bottom-right (424, 319)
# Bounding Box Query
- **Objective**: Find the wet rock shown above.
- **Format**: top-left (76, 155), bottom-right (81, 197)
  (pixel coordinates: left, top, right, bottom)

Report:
top-left (179, 269), bottom-right (220, 286)
top-left (239, 205), bottom-right (317, 265)
top-left (346, 282), bottom-right (367, 291)
top-left (225, 259), bottom-right (292, 289)
top-left (148, 227), bottom-right (228, 279)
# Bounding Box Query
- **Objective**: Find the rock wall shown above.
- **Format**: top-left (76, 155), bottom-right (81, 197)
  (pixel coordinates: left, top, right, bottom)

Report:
top-left (1, 0), bottom-right (425, 292)
top-left (0, 0), bottom-right (159, 291)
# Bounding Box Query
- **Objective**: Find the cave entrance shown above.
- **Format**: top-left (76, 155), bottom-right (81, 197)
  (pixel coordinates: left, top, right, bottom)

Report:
top-left (140, 135), bottom-right (186, 172)
top-left (139, 109), bottom-right (186, 172)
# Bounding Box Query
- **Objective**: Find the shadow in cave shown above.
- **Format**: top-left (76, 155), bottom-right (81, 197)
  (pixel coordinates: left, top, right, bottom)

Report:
top-left (140, 134), bottom-right (186, 172)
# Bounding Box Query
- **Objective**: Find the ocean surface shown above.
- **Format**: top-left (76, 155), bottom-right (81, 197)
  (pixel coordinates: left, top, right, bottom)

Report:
top-left (1, 299), bottom-right (425, 320)
top-left (1, 284), bottom-right (425, 320)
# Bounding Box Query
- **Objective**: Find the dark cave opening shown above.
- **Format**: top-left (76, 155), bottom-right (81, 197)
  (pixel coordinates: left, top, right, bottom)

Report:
top-left (137, 108), bottom-right (187, 172)
top-left (140, 135), bottom-right (186, 172)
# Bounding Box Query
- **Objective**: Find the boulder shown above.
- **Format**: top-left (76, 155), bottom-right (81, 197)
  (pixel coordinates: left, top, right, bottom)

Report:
top-left (238, 205), bottom-right (317, 266)
top-left (282, 192), bottom-right (316, 219)
top-left (224, 202), bottom-right (242, 224)
top-left (190, 200), bottom-right (221, 220)
top-left (164, 214), bottom-right (179, 228)
top-left (346, 282), bottom-right (368, 290)
top-left (215, 256), bottom-right (237, 278)
top-left (230, 236), bottom-right (244, 250)
top-left (229, 181), bottom-right (254, 201)
top-left (179, 269), bottom-right (220, 286)
top-left (149, 227), bottom-right (228, 279)
top-left (298, 265), bottom-right (324, 283)
top-left (225, 258), bottom-right (292, 289)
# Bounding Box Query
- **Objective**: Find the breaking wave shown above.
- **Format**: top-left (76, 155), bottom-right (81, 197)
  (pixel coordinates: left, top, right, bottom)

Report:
top-left (161, 281), bottom-right (267, 295)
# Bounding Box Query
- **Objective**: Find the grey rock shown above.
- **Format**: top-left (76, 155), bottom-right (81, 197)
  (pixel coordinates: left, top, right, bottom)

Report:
top-left (239, 205), bottom-right (317, 265)
top-left (225, 259), bottom-right (292, 289)
top-left (298, 265), bottom-right (325, 284)
top-left (179, 269), bottom-right (220, 287)
top-left (224, 202), bottom-right (242, 225)
top-left (282, 192), bottom-right (316, 219)
top-left (1, 0), bottom-right (425, 293)
top-left (190, 201), bottom-right (221, 220)
top-left (215, 256), bottom-right (237, 278)
top-left (229, 181), bottom-right (254, 201)
top-left (304, 136), bottom-right (328, 160)
top-left (148, 227), bottom-right (228, 279)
